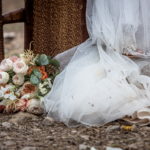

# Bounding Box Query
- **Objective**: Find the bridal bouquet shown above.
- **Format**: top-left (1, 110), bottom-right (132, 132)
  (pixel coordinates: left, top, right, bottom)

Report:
top-left (0, 50), bottom-right (59, 114)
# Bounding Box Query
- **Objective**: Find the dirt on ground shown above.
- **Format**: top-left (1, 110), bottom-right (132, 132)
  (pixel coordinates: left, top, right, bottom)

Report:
top-left (0, 112), bottom-right (150, 150)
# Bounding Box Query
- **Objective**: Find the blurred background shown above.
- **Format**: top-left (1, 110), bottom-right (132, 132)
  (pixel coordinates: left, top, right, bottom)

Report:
top-left (2, 0), bottom-right (24, 57)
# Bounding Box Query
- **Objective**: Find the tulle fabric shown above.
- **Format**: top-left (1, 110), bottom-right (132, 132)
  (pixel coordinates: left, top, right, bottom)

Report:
top-left (44, 0), bottom-right (150, 126)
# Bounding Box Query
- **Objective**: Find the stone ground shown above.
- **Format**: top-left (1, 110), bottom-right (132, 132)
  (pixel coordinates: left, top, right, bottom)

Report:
top-left (0, 112), bottom-right (150, 150)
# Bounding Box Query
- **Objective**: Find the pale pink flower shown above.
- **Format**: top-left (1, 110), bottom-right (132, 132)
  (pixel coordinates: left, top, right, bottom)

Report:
top-left (0, 72), bottom-right (9, 84)
top-left (13, 60), bottom-right (28, 74)
top-left (12, 74), bottom-right (24, 85)
top-left (9, 56), bottom-right (20, 63)
top-left (0, 59), bottom-right (13, 71)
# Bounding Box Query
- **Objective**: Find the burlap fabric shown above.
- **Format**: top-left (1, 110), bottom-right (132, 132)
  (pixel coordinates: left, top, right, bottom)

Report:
top-left (33, 0), bottom-right (88, 57)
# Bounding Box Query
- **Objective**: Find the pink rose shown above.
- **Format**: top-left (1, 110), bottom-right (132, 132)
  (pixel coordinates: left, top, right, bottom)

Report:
top-left (0, 59), bottom-right (13, 71)
top-left (12, 74), bottom-right (24, 85)
top-left (13, 60), bottom-right (28, 74)
top-left (9, 56), bottom-right (20, 63)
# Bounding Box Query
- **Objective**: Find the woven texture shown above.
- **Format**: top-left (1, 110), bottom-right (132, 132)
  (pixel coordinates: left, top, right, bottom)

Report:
top-left (33, 0), bottom-right (88, 57)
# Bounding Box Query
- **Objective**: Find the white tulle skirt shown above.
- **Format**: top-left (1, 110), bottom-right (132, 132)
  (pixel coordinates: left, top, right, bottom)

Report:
top-left (44, 39), bottom-right (150, 126)
top-left (44, 0), bottom-right (150, 126)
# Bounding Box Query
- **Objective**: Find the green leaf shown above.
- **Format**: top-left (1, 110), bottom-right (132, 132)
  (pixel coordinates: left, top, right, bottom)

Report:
top-left (49, 59), bottom-right (60, 67)
top-left (30, 74), bottom-right (40, 85)
top-left (33, 69), bottom-right (42, 78)
top-left (47, 56), bottom-right (51, 60)
top-left (38, 54), bottom-right (49, 65)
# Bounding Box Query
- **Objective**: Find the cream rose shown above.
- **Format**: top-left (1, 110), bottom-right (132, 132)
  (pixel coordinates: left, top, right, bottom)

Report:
top-left (27, 99), bottom-right (44, 115)
top-left (0, 59), bottom-right (13, 71)
top-left (13, 60), bottom-right (28, 74)
top-left (12, 74), bottom-right (24, 85)
top-left (0, 72), bottom-right (9, 84)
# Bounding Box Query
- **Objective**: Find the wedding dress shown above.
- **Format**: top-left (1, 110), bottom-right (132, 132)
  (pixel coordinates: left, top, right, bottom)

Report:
top-left (44, 0), bottom-right (150, 126)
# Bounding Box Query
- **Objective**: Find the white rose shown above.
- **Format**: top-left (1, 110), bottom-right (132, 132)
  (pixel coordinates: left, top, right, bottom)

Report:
top-left (5, 84), bottom-right (16, 92)
top-left (27, 99), bottom-right (44, 115)
top-left (0, 72), bottom-right (9, 84)
top-left (9, 95), bottom-right (17, 101)
top-left (12, 74), bottom-right (24, 85)
top-left (0, 86), bottom-right (7, 93)
top-left (5, 93), bottom-right (17, 101)
top-left (13, 60), bottom-right (28, 74)
top-left (0, 59), bottom-right (13, 71)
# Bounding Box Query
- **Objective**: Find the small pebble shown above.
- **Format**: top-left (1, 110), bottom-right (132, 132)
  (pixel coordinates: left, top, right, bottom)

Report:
top-left (106, 125), bottom-right (120, 132)
top-left (4, 141), bottom-right (16, 146)
top-left (79, 144), bottom-right (89, 150)
top-left (21, 147), bottom-right (37, 150)
top-left (2, 122), bottom-right (12, 128)
top-left (71, 130), bottom-right (77, 133)
top-left (80, 135), bottom-right (90, 140)
top-left (106, 147), bottom-right (123, 150)
top-left (0, 132), bottom-right (7, 137)
top-left (43, 117), bottom-right (54, 126)
top-left (32, 128), bottom-right (41, 132)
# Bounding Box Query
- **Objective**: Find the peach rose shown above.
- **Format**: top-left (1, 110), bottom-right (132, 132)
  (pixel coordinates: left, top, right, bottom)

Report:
top-left (19, 82), bottom-right (37, 96)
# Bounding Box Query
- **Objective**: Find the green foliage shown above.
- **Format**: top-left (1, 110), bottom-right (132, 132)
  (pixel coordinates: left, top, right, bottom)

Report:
top-left (49, 59), bottom-right (60, 68)
top-left (30, 74), bottom-right (40, 85)
top-left (30, 69), bottom-right (43, 85)
top-left (36, 54), bottom-right (49, 66)
top-left (7, 70), bottom-right (15, 83)
top-left (31, 53), bottom-right (60, 85)
top-left (32, 69), bottom-right (42, 78)
top-left (35, 54), bottom-right (60, 68)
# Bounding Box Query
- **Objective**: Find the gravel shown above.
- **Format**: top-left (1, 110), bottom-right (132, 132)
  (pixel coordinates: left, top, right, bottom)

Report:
top-left (0, 113), bottom-right (150, 150)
